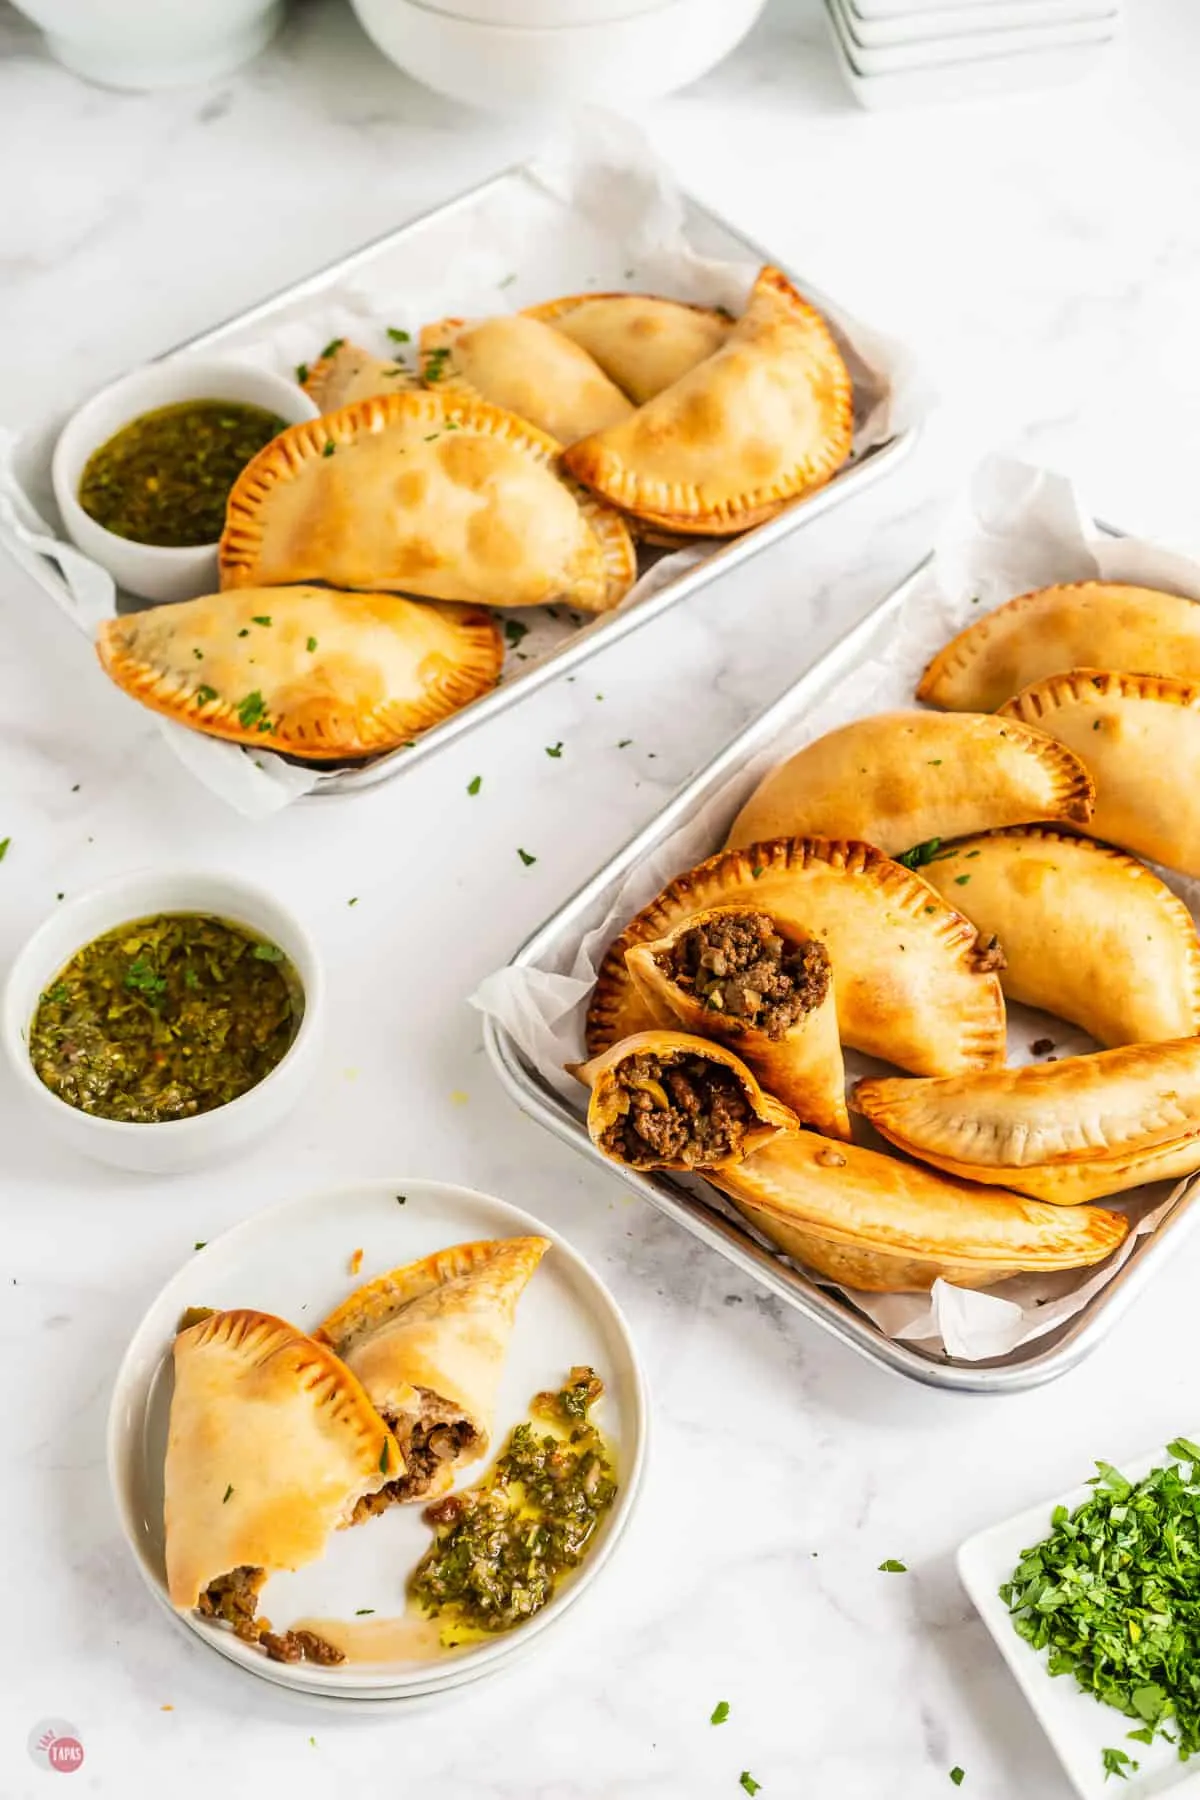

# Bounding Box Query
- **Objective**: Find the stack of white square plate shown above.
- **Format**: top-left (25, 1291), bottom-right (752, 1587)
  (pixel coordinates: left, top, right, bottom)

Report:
top-left (825, 0), bottom-right (1122, 109)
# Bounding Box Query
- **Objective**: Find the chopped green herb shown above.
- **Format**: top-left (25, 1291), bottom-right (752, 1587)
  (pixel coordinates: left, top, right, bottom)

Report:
top-left (954, 874), bottom-right (971, 886)
top-left (970, 595), bottom-right (981, 604)
top-left (878, 1559), bottom-right (907, 1573)
top-left (222, 1484), bottom-right (233, 1504)
top-left (896, 838), bottom-right (942, 870)
top-left (250, 615), bottom-right (272, 627)
top-left (1102, 1748), bottom-right (1138, 1780)
top-left (195, 685), bottom-right (218, 706)
top-left (751, 864), bottom-right (765, 879)
top-left (396, 1194), bottom-right (407, 1204)
top-left (193, 647), bottom-right (204, 660)
top-left (237, 627), bottom-right (249, 637)
top-left (0, 837), bottom-right (10, 862)
top-left (355, 1608), bottom-right (375, 1616)
top-left (306, 636), bottom-right (318, 653)
top-left (125, 957), bottom-right (168, 1002)
top-left (467, 775), bottom-right (482, 796)
top-left (237, 690), bottom-right (268, 729)
top-left (545, 743), bottom-right (563, 758)
top-left (517, 848), bottom-right (537, 867)
top-left (923, 905), bottom-right (936, 914)
top-left (618, 739), bottom-right (633, 748)
top-left (949, 1770), bottom-right (965, 1787)
top-left (739, 1775), bottom-right (761, 1796)
top-left (1094, 719), bottom-right (1102, 730)
top-left (44, 982), bottom-right (70, 1004)
top-left (296, 362), bottom-right (309, 385)
top-left (320, 336), bottom-right (345, 360)
top-left (348, 897), bottom-right (359, 907)
top-left (386, 327), bottom-right (411, 344)
top-left (252, 943), bottom-right (285, 963)
top-left (183, 967), bottom-right (200, 991)
top-left (927, 758), bottom-right (942, 766)
top-left (499, 273), bottom-right (517, 289)
top-left (56, 892), bottom-right (64, 901)
top-left (423, 433), bottom-right (440, 442)
top-left (322, 442), bottom-right (335, 458)
top-left (194, 1240), bottom-right (207, 1250)
top-left (71, 784), bottom-right (80, 793)
top-left (711, 1701), bottom-right (730, 1725)
top-left (380, 1441), bottom-right (390, 1473)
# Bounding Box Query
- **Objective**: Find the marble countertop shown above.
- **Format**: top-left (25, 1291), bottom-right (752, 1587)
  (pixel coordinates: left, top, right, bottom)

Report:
top-left (4, 1), bottom-right (1200, 1793)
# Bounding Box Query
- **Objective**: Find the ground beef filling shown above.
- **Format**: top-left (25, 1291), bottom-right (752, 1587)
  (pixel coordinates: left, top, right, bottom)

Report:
top-left (199, 1565), bottom-right (344, 1666)
top-left (601, 1052), bottom-right (752, 1168)
top-left (351, 1395), bottom-right (480, 1521)
top-left (660, 913), bottom-right (830, 1040)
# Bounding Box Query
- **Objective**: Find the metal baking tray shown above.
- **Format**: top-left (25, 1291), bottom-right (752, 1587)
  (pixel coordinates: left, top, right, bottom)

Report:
top-left (483, 547), bottom-right (1200, 1394)
top-left (3, 163), bottom-right (918, 800)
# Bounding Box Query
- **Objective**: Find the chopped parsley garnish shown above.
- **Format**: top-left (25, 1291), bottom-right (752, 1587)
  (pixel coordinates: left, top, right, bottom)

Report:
top-left (44, 982), bottom-right (70, 1004)
top-left (517, 848), bottom-right (537, 866)
top-left (306, 636), bottom-right (318, 653)
top-left (750, 864), bottom-right (765, 879)
top-left (252, 943), bottom-right (284, 963)
top-left (711, 1701), bottom-right (730, 1725)
top-left (295, 362), bottom-right (309, 385)
top-left (322, 442), bottom-right (335, 457)
top-left (423, 346), bottom-right (452, 382)
top-left (467, 775), bottom-right (482, 795)
top-left (396, 1194), bottom-right (407, 1204)
top-left (1102, 1748), bottom-right (1138, 1780)
top-left (896, 837), bottom-right (942, 869)
top-left (348, 897), bottom-right (359, 907)
top-left (320, 336), bottom-right (345, 359)
top-left (878, 1558), bottom-right (907, 1573)
top-left (237, 690), bottom-right (268, 729)
top-left (617, 738), bottom-right (632, 748)
top-left (499, 273), bottom-right (517, 289)
top-left (184, 967), bottom-right (200, 990)
top-left (949, 1770), bottom-right (965, 1787)
top-left (503, 619), bottom-right (529, 649)
top-left (739, 1775), bottom-right (761, 1796)
top-left (386, 326), bottom-right (411, 344)
top-left (195, 685), bottom-right (218, 706)
top-left (222, 1484), bottom-right (233, 1504)
top-left (380, 1441), bottom-right (390, 1472)
top-left (545, 742), bottom-right (563, 758)
top-left (194, 1240), bottom-right (206, 1249)
top-left (424, 433), bottom-right (440, 442)
top-left (124, 957), bottom-right (167, 1002)
top-left (193, 647), bottom-right (203, 660)
top-left (355, 1608), bottom-right (375, 1616)
top-left (250, 615), bottom-right (272, 627)
top-left (237, 627), bottom-right (249, 637)
top-left (954, 874), bottom-right (971, 886)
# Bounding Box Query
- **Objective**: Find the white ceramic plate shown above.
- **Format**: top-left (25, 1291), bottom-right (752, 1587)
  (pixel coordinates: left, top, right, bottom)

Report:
top-left (108, 1178), bottom-right (648, 1698)
top-left (958, 1439), bottom-right (1200, 1799)
top-left (828, 0), bottom-right (1114, 71)
top-left (849, 0), bottom-right (1113, 17)
top-left (840, 0), bottom-right (1117, 47)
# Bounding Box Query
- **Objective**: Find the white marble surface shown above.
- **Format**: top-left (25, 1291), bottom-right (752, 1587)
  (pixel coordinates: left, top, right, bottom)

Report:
top-left (4, 2), bottom-right (1200, 1794)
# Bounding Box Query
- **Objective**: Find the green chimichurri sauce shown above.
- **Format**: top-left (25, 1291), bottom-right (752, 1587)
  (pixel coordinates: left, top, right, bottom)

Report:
top-left (77, 400), bottom-right (286, 547)
top-left (29, 912), bottom-right (302, 1124)
top-left (409, 1366), bottom-right (617, 1638)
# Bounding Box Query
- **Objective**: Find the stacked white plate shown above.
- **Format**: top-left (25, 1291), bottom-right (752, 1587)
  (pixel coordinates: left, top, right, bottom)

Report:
top-left (824, 0), bottom-right (1122, 108)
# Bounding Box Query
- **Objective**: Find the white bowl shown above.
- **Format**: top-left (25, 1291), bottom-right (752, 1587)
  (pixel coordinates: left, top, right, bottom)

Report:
top-left (8, 0), bottom-right (285, 90)
top-left (51, 359), bottom-right (318, 605)
top-left (348, 0), bottom-right (768, 109)
top-left (2, 870), bottom-right (325, 1174)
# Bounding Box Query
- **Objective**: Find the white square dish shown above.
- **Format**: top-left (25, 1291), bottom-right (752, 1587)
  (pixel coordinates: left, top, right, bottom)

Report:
top-left (840, 0), bottom-right (1118, 49)
top-left (828, 0), bottom-right (1115, 75)
top-left (958, 1441), bottom-right (1200, 1799)
top-left (850, 0), bottom-right (1106, 17)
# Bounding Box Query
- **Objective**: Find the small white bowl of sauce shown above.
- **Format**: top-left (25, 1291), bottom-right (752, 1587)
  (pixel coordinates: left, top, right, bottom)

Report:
top-left (51, 359), bottom-right (318, 605)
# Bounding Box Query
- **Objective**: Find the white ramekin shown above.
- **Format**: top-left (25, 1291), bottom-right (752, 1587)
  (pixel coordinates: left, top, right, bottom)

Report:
top-left (7, 0), bottom-right (285, 90)
top-left (2, 871), bottom-right (325, 1174)
top-left (51, 359), bottom-right (318, 606)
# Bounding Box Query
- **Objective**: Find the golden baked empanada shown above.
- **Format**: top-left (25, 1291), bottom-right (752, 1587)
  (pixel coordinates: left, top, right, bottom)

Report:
top-left (855, 1038), bottom-right (1200, 1203)
top-left (165, 1309), bottom-right (400, 1613)
top-left (725, 712), bottom-right (1093, 857)
top-left (303, 340), bottom-right (417, 409)
top-left (219, 391), bottom-right (636, 613)
top-left (710, 1132), bottom-right (1128, 1292)
top-left (918, 829), bottom-right (1200, 1048)
top-left (419, 314), bottom-right (632, 444)
top-left (316, 1237), bottom-right (547, 1510)
top-left (918, 582), bottom-right (1200, 712)
top-left (999, 670), bottom-right (1200, 877)
top-left (571, 1029), bottom-right (798, 1171)
top-left (623, 908), bottom-right (849, 1138)
top-left (96, 585), bottom-right (502, 760)
top-left (524, 294), bottom-right (731, 405)
top-left (587, 839), bottom-right (1006, 1076)
top-left (563, 267), bottom-right (853, 536)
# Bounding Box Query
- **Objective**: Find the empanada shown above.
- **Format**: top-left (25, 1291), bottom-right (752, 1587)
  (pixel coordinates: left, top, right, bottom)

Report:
top-left (587, 838), bottom-right (1007, 1076)
top-left (725, 712), bottom-right (1094, 857)
top-left (166, 1309), bottom-right (400, 1614)
top-left (96, 585), bottom-right (502, 760)
top-left (623, 908), bottom-right (849, 1138)
top-left (315, 1237), bottom-right (548, 1510)
top-left (855, 1038), bottom-right (1200, 1200)
top-left (710, 1131), bottom-right (1128, 1292)
top-left (918, 829), bottom-right (1200, 1048)
top-left (419, 314), bottom-right (632, 444)
top-left (524, 294), bottom-right (732, 405)
top-left (563, 267), bottom-right (853, 536)
top-left (303, 340), bottom-right (417, 410)
top-left (219, 391), bottom-right (637, 613)
top-left (918, 582), bottom-right (1200, 712)
top-left (1000, 670), bottom-right (1200, 877)
top-left (571, 1029), bottom-right (798, 1172)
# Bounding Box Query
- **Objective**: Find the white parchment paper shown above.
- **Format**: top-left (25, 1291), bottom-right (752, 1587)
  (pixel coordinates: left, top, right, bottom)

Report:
top-left (0, 117), bottom-right (922, 818)
top-left (473, 455), bottom-right (1200, 1361)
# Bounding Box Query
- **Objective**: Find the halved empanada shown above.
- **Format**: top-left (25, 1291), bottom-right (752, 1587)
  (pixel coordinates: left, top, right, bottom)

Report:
top-left (725, 712), bottom-right (1093, 857)
top-left (587, 838), bottom-right (1007, 1076)
top-left (1000, 669), bottom-right (1200, 877)
top-left (623, 909), bottom-right (849, 1138)
top-left (166, 1309), bottom-right (400, 1613)
top-left (219, 391), bottom-right (637, 613)
top-left (918, 582), bottom-right (1200, 712)
top-left (303, 340), bottom-right (417, 410)
top-left (571, 1029), bottom-right (799, 1171)
top-left (524, 294), bottom-right (732, 405)
top-left (710, 1132), bottom-right (1128, 1292)
top-left (96, 585), bottom-right (502, 760)
top-left (315, 1237), bottom-right (548, 1510)
top-left (918, 829), bottom-right (1200, 1047)
top-left (419, 314), bottom-right (632, 444)
top-left (855, 1038), bottom-right (1200, 1196)
top-left (563, 267), bottom-right (853, 536)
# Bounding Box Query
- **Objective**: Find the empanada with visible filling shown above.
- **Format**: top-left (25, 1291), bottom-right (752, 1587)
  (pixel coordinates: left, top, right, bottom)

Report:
top-left (710, 1131), bottom-right (1128, 1292)
top-left (524, 294), bottom-right (732, 405)
top-left (571, 1029), bottom-right (799, 1172)
top-left (725, 711), bottom-right (1094, 857)
top-left (165, 1309), bottom-right (400, 1614)
top-left (1000, 670), bottom-right (1200, 877)
top-left (315, 1237), bottom-right (548, 1511)
top-left (587, 838), bottom-right (1007, 1076)
top-left (918, 829), bottom-right (1200, 1048)
top-left (918, 582), bottom-right (1200, 712)
top-left (623, 908), bottom-right (849, 1139)
top-left (419, 314), bottom-right (633, 444)
top-left (855, 1038), bottom-right (1200, 1189)
top-left (96, 585), bottom-right (502, 761)
top-left (302, 340), bottom-right (417, 410)
top-left (563, 266), bottom-right (853, 536)
top-left (219, 391), bottom-right (637, 613)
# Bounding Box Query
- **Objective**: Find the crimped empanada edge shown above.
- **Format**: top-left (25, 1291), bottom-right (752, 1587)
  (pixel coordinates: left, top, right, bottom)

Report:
top-left (316, 1237), bottom-right (549, 1354)
top-left (1001, 666), bottom-right (1200, 723)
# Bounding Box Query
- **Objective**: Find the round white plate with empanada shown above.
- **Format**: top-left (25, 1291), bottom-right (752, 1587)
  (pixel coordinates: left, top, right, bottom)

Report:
top-left (107, 1179), bottom-right (648, 1699)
